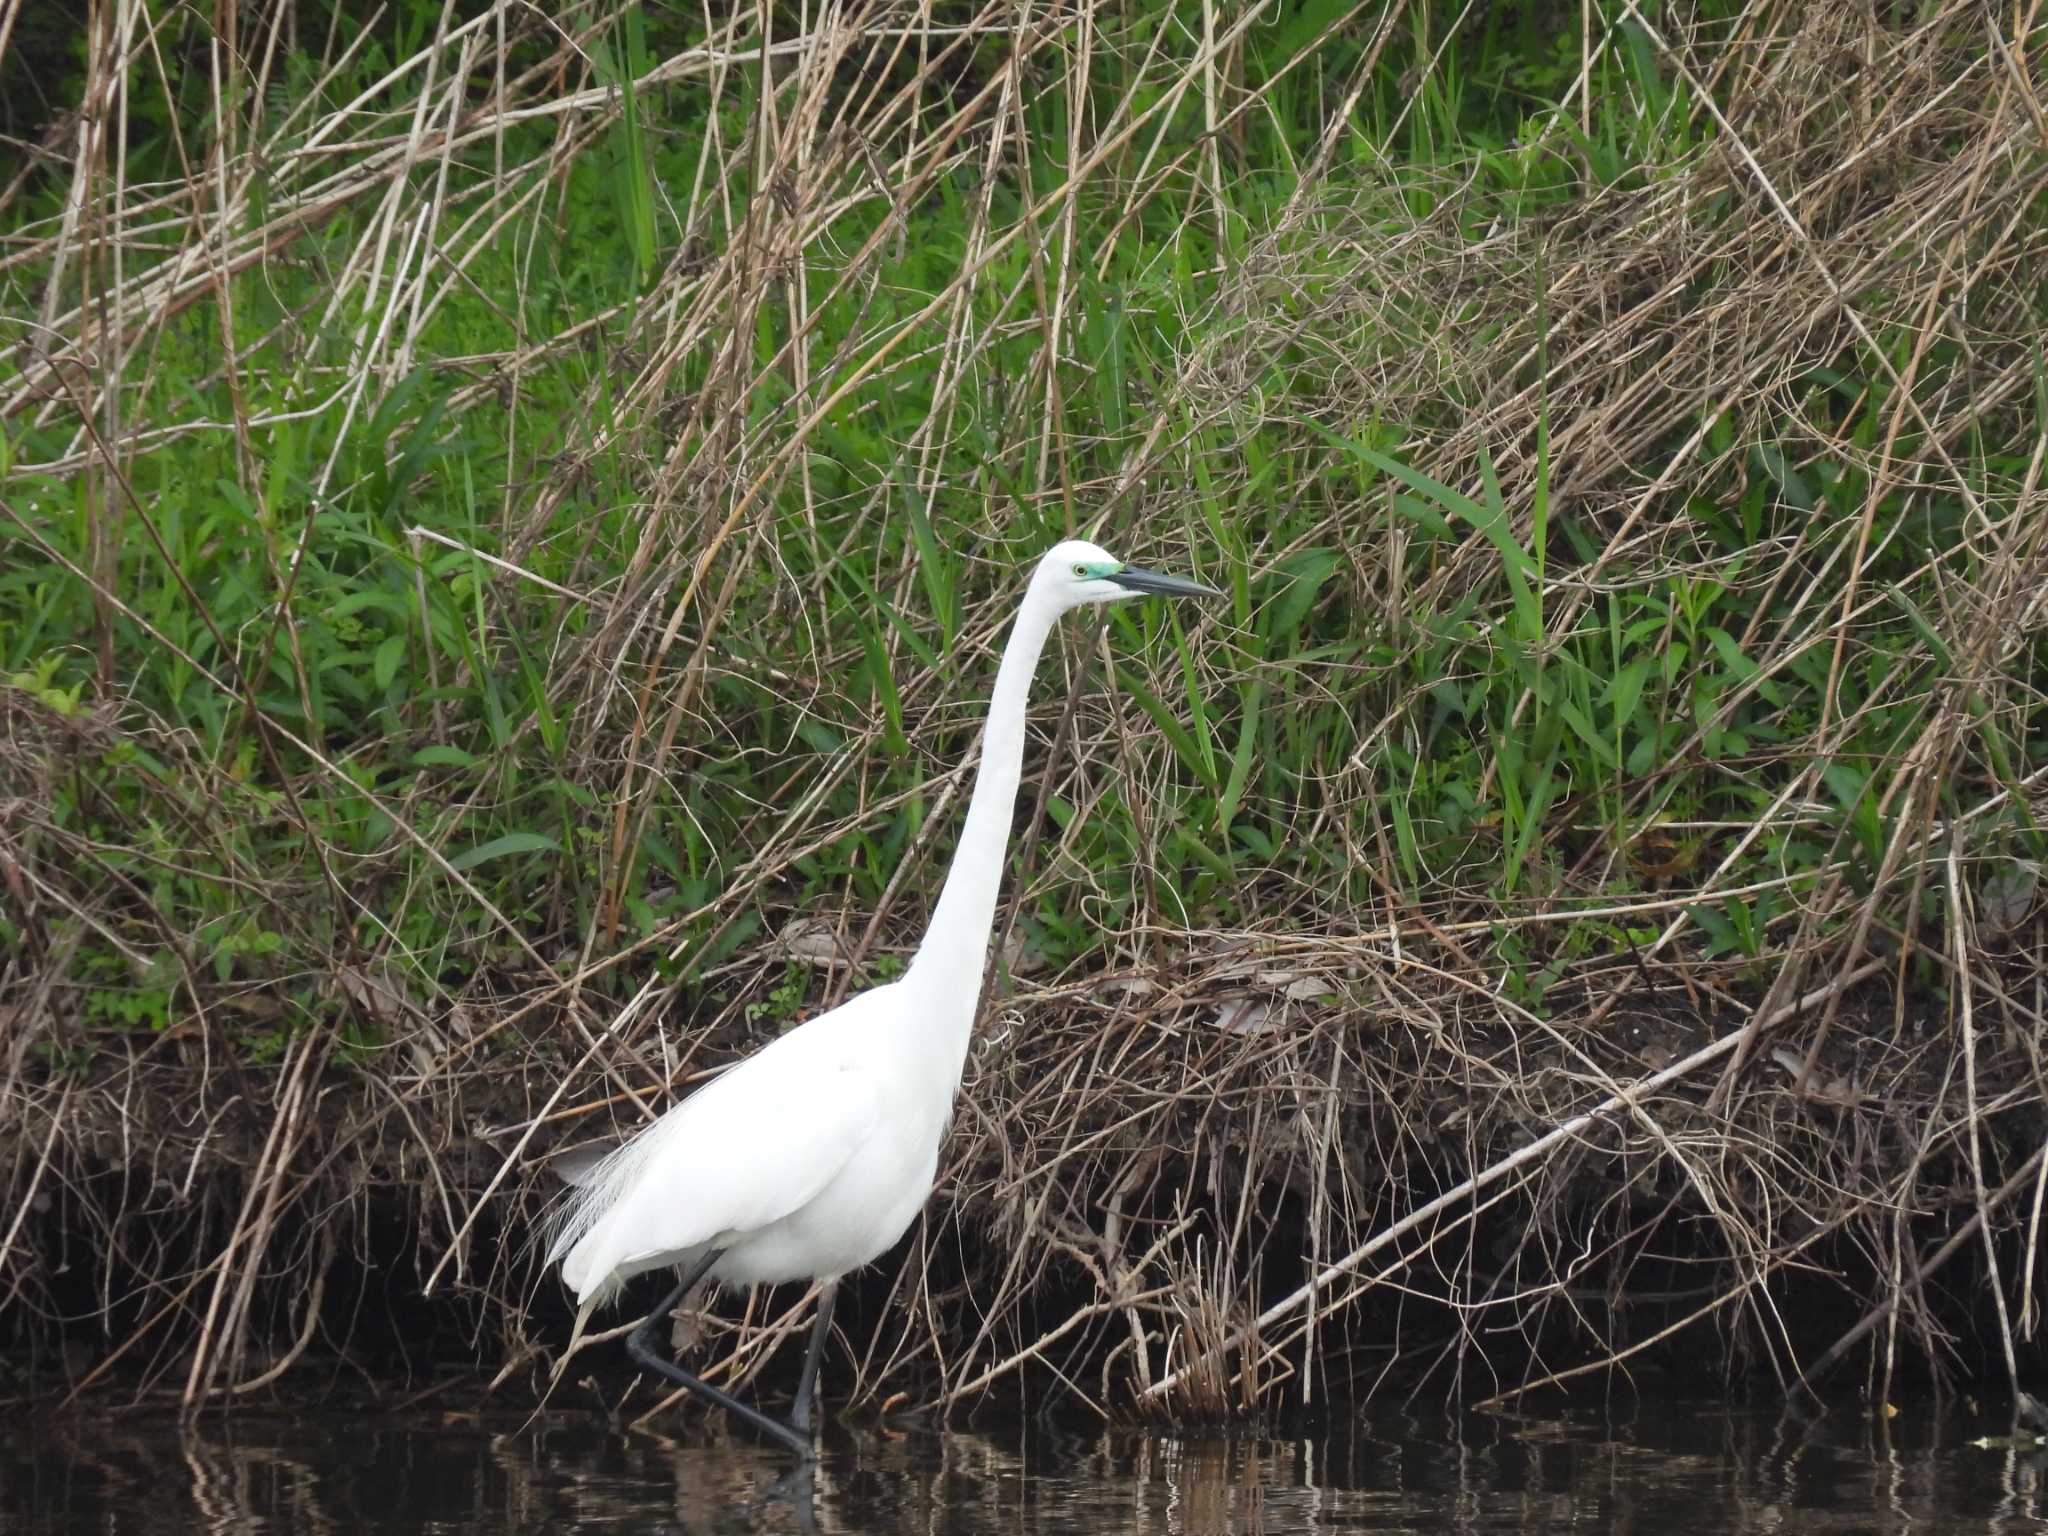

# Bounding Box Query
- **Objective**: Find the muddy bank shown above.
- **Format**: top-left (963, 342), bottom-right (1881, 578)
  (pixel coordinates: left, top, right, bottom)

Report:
top-left (7, 963), bottom-right (2045, 1420)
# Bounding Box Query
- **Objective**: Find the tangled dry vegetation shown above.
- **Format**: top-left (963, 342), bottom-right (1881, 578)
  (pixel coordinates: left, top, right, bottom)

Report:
top-left (3, 0), bottom-right (2047, 1424)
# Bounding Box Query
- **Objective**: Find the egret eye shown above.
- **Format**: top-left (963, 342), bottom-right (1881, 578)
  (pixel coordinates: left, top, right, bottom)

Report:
top-left (1073, 563), bottom-right (1089, 577)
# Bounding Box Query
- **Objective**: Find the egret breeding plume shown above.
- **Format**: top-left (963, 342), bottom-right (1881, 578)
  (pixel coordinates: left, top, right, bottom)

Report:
top-left (547, 540), bottom-right (1217, 1454)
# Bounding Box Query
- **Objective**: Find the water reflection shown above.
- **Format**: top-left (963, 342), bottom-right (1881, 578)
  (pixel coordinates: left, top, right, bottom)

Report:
top-left (8, 1395), bottom-right (2048, 1533)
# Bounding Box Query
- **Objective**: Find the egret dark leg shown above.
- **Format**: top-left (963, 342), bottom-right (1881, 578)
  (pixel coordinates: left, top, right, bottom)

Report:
top-left (788, 1280), bottom-right (838, 1435)
top-left (625, 1251), bottom-right (813, 1458)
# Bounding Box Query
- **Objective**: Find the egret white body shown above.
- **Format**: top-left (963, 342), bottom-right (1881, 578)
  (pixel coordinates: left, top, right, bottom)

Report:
top-left (547, 540), bottom-right (1216, 1451)
top-left (557, 980), bottom-right (926, 1298)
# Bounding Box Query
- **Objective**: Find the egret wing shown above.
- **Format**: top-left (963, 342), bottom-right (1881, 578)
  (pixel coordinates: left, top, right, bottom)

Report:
top-left (555, 989), bottom-right (895, 1301)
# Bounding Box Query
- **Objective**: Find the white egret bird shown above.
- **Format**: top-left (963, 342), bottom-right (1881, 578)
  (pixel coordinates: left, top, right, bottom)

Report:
top-left (546, 539), bottom-right (1217, 1454)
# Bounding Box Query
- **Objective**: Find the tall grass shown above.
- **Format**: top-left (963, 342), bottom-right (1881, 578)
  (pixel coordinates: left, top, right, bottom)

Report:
top-left (2, 0), bottom-right (2046, 1415)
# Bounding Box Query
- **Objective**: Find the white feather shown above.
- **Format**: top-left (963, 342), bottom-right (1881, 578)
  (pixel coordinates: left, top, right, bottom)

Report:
top-left (549, 983), bottom-right (921, 1305)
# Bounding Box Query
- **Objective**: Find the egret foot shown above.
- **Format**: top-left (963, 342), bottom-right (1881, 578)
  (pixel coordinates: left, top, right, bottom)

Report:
top-left (625, 1254), bottom-right (814, 1459)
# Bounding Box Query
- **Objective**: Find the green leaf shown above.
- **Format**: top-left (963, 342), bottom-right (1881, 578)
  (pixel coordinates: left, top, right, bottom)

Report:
top-left (1755, 442), bottom-right (1814, 511)
top-left (1390, 493), bottom-right (1452, 538)
top-left (413, 745), bottom-right (480, 769)
top-left (1265, 548), bottom-right (1340, 642)
top-left (590, 9), bottom-right (656, 286)
top-left (1115, 666), bottom-right (1217, 790)
top-left (1217, 680), bottom-right (1264, 832)
top-left (329, 590), bottom-right (412, 621)
top-left (1687, 902), bottom-right (1738, 957)
top-left (449, 831), bottom-right (561, 871)
top-left (1555, 696), bottom-right (1616, 770)
top-left (1704, 627), bottom-right (1759, 682)
top-left (1885, 584), bottom-right (1953, 669)
top-left (1309, 423), bottom-right (1539, 636)
top-left (1607, 659), bottom-right (1649, 732)
top-left (373, 634), bottom-right (406, 691)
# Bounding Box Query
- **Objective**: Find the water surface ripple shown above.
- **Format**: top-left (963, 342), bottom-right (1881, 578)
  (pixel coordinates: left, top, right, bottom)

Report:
top-left (8, 1396), bottom-right (2044, 1533)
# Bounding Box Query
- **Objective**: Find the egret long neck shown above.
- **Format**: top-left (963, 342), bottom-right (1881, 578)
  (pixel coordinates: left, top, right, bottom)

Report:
top-left (907, 588), bottom-right (1060, 1024)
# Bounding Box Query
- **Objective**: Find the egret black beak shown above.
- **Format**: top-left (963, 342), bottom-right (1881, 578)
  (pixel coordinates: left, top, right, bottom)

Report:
top-left (1106, 566), bottom-right (1221, 599)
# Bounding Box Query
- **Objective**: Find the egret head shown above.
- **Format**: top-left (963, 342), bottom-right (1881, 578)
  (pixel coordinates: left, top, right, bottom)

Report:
top-left (1037, 539), bottom-right (1220, 612)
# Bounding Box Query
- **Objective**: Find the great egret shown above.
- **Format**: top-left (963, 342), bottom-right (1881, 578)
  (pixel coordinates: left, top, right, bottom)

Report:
top-left (547, 540), bottom-right (1218, 1454)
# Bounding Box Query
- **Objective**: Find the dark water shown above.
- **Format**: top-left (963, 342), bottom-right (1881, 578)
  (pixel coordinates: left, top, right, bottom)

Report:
top-left (8, 1395), bottom-right (2046, 1533)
